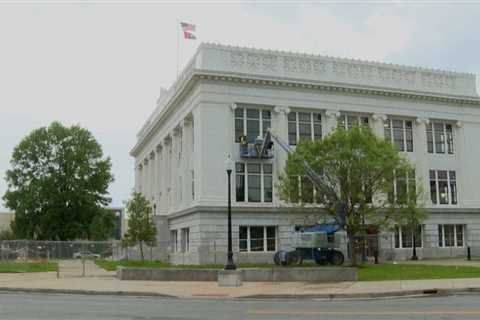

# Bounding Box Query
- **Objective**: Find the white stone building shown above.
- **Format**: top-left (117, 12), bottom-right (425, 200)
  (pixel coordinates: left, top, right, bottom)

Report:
top-left (131, 43), bottom-right (480, 264)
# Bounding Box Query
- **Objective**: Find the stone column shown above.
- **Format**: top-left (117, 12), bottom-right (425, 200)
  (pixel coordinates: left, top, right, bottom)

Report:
top-left (172, 125), bottom-right (182, 209)
top-left (156, 144), bottom-right (163, 214)
top-left (415, 117), bottom-right (431, 205)
top-left (273, 105), bottom-right (290, 203)
top-left (183, 116), bottom-right (194, 204)
top-left (149, 151), bottom-right (155, 205)
top-left (324, 110), bottom-right (340, 135)
top-left (454, 121), bottom-right (463, 205)
top-left (135, 163), bottom-right (143, 193)
top-left (143, 158), bottom-right (149, 199)
top-left (163, 135), bottom-right (172, 212)
top-left (371, 114), bottom-right (387, 138)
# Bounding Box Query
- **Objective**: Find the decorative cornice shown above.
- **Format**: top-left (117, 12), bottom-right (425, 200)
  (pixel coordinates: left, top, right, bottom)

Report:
top-left (131, 43), bottom-right (480, 157)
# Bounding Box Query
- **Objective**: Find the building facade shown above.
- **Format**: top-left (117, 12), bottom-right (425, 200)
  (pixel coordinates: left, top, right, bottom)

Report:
top-left (131, 43), bottom-right (480, 264)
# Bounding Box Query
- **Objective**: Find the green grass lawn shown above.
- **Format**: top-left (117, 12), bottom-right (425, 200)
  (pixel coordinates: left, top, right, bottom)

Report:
top-left (0, 262), bottom-right (57, 273)
top-left (358, 264), bottom-right (480, 281)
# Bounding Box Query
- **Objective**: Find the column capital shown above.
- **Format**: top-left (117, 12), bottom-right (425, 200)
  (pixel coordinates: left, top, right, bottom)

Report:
top-left (230, 103), bottom-right (237, 111)
top-left (273, 105), bottom-right (291, 114)
top-left (455, 120), bottom-right (463, 128)
top-left (415, 117), bottom-right (430, 125)
top-left (156, 143), bottom-right (163, 153)
top-left (184, 113), bottom-right (194, 126)
top-left (143, 158), bottom-right (149, 165)
top-left (163, 134), bottom-right (172, 145)
top-left (372, 113), bottom-right (387, 122)
top-left (137, 163), bottom-right (143, 170)
top-left (149, 151), bottom-right (155, 159)
top-left (173, 124), bottom-right (182, 136)
top-left (325, 109), bottom-right (341, 119)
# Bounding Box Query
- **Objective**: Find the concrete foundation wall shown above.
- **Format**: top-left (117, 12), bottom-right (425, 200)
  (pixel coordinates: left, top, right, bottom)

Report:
top-left (117, 267), bottom-right (357, 282)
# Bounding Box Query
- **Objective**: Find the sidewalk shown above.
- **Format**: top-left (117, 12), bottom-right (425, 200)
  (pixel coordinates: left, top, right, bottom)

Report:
top-left (0, 261), bottom-right (479, 299)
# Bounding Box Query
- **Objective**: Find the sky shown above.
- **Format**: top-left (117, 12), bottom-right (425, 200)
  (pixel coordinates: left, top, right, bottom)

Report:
top-left (1, 1), bottom-right (479, 211)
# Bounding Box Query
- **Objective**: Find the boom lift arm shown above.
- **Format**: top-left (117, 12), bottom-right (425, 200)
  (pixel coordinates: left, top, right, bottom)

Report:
top-left (263, 129), bottom-right (346, 228)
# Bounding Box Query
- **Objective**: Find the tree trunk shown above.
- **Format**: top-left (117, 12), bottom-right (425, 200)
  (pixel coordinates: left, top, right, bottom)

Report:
top-left (347, 231), bottom-right (358, 266)
top-left (139, 241), bottom-right (144, 261)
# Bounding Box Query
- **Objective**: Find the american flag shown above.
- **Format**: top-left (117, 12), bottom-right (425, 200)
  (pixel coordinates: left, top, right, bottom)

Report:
top-left (181, 22), bottom-right (196, 40)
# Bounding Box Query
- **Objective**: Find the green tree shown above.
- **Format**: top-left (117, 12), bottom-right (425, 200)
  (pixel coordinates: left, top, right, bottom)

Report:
top-left (89, 209), bottom-right (116, 241)
top-left (278, 125), bottom-right (412, 265)
top-left (3, 122), bottom-right (114, 240)
top-left (390, 178), bottom-right (428, 260)
top-left (123, 192), bottom-right (157, 261)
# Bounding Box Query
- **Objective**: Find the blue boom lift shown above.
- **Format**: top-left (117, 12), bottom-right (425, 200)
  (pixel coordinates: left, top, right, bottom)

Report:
top-left (261, 129), bottom-right (346, 266)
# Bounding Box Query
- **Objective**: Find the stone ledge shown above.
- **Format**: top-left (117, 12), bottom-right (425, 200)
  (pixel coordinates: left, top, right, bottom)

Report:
top-left (117, 267), bottom-right (357, 282)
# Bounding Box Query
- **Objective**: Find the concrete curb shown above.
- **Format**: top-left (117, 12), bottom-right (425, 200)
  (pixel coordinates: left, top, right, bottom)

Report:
top-left (240, 287), bottom-right (480, 300)
top-left (0, 287), bottom-right (176, 298)
top-left (1, 286), bottom-right (480, 300)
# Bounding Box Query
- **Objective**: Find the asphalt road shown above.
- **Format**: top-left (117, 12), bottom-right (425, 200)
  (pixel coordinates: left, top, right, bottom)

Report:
top-left (1, 292), bottom-right (480, 320)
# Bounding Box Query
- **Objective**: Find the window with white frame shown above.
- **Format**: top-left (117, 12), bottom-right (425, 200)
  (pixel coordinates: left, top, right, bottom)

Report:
top-left (394, 225), bottom-right (422, 248)
top-left (338, 114), bottom-right (369, 130)
top-left (287, 111), bottom-right (322, 146)
top-left (430, 170), bottom-right (457, 205)
top-left (235, 163), bottom-right (273, 203)
top-left (389, 169), bottom-right (416, 204)
top-left (288, 176), bottom-right (324, 204)
top-left (170, 230), bottom-right (178, 252)
top-left (239, 226), bottom-right (277, 252)
top-left (181, 228), bottom-right (190, 252)
top-left (427, 122), bottom-right (454, 154)
top-left (384, 119), bottom-right (413, 152)
top-left (438, 224), bottom-right (464, 247)
top-left (234, 105), bottom-right (271, 143)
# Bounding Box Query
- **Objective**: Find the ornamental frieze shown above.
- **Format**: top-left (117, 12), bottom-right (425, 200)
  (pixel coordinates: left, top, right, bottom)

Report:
top-left (226, 48), bottom-right (465, 94)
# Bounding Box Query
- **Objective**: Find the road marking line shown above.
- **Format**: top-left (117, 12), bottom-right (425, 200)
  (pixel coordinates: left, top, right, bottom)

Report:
top-left (247, 309), bottom-right (480, 316)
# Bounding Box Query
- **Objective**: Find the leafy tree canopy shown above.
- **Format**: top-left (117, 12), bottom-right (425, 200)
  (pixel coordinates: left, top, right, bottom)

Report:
top-left (3, 122), bottom-right (114, 240)
top-left (123, 192), bottom-right (157, 261)
top-left (278, 125), bottom-right (421, 264)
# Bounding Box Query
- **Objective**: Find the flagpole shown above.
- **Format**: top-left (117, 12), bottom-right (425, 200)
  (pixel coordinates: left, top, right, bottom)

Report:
top-left (176, 19), bottom-right (180, 78)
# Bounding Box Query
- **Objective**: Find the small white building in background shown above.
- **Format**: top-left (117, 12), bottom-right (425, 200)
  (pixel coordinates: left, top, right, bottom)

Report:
top-left (0, 212), bottom-right (14, 232)
top-left (131, 43), bottom-right (480, 264)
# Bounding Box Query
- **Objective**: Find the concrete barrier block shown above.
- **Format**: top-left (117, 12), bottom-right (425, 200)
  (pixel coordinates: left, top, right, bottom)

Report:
top-left (218, 270), bottom-right (242, 287)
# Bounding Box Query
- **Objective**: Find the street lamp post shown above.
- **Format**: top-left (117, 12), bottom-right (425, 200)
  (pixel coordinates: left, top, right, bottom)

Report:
top-left (224, 156), bottom-right (236, 270)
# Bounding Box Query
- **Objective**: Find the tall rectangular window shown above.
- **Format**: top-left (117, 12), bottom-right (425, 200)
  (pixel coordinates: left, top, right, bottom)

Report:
top-left (234, 105), bottom-right (271, 143)
top-left (384, 119), bottom-right (414, 152)
top-left (236, 162), bottom-right (273, 203)
top-left (427, 122), bottom-right (454, 154)
top-left (394, 225), bottom-right (422, 249)
top-left (235, 163), bottom-right (245, 202)
top-left (181, 228), bottom-right (190, 252)
top-left (338, 114), bottom-right (369, 130)
top-left (430, 170), bottom-right (457, 205)
top-left (287, 111), bottom-right (322, 146)
top-left (170, 230), bottom-right (178, 252)
top-left (288, 176), bottom-right (323, 204)
top-left (238, 226), bottom-right (277, 252)
top-left (438, 224), bottom-right (464, 247)
top-left (389, 169), bottom-right (416, 204)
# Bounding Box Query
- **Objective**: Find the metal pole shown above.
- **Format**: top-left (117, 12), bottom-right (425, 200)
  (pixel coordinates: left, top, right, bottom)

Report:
top-left (225, 169), bottom-right (236, 270)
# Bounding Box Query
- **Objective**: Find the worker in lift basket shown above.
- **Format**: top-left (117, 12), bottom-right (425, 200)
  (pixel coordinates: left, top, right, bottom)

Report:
top-left (239, 135), bottom-right (248, 156)
top-left (254, 136), bottom-right (263, 157)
